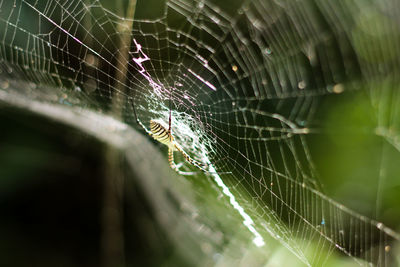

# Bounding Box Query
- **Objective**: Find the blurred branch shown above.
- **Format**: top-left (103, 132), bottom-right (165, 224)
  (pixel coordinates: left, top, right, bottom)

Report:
top-left (101, 1), bottom-right (137, 266)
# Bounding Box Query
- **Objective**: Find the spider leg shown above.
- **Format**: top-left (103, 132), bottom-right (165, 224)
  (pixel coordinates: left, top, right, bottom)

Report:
top-left (173, 143), bottom-right (232, 175)
top-left (168, 89), bottom-right (172, 133)
top-left (168, 147), bottom-right (198, 176)
top-left (175, 162), bottom-right (184, 169)
top-left (129, 97), bottom-right (153, 137)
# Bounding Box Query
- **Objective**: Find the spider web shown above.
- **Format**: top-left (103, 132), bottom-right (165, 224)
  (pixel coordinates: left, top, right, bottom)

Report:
top-left (1, 0), bottom-right (400, 266)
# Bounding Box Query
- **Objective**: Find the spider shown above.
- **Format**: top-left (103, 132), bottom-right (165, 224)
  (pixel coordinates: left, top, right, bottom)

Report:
top-left (130, 97), bottom-right (224, 176)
